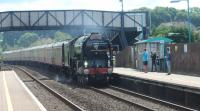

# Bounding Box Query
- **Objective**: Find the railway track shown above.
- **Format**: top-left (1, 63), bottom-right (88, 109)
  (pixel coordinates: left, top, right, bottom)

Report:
top-left (13, 65), bottom-right (152, 111)
top-left (89, 86), bottom-right (197, 111)
top-left (13, 66), bottom-right (85, 111)
top-left (12, 65), bottom-right (160, 111)
top-left (108, 85), bottom-right (197, 111)
top-left (9, 65), bottom-right (197, 111)
top-left (89, 87), bottom-right (155, 111)
top-left (0, 65), bottom-right (12, 71)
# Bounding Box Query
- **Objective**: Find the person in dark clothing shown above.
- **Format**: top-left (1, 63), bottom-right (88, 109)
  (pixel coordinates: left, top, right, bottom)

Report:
top-left (151, 52), bottom-right (157, 72)
top-left (156, 55), bottom-right (160, 71)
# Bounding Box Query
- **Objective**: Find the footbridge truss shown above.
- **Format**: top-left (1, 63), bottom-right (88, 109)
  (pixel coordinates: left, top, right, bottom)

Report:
top-left (0, 10), bottom-right (149, 48)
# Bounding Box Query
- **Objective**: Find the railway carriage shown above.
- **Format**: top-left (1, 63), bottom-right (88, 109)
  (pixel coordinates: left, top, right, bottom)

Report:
top-left (3, 33), bottom-right (113, 85)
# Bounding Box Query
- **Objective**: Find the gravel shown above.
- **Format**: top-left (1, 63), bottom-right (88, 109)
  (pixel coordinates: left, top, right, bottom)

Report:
top-left (14, 68), bottom-right (33, 81)
top-left (15, 68), bottom-right (75, 111)
top-left (19, 66), bottom-right (145, 111)
top-left (101, 88), bottom-right (183, 111)
top-left (10, 65), bottom-right (193, 111)
top-left (44, 80), bottom-right (144, 111)
top-left (19, 66), bottom-right (50, 80)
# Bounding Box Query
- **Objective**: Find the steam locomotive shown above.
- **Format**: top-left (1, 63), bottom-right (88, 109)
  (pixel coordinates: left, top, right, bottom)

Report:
top-left (3, 33), bottom-right (113, 84)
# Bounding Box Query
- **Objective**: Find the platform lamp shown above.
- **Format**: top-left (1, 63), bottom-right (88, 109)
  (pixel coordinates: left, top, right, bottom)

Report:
top-left (170, 0), bottom-right (191, 43)
top-left (119, 0), bottom-right (127, 48)
top-left (119, 0), bottom-right (124, 12)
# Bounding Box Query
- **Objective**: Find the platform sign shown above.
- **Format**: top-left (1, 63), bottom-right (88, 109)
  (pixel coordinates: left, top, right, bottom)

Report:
top-left (160, 44), bottom-right (164, 58)
top-left (175, 46), bottom-right (178, 52)
top-left (184, 44), bottom-right (187, 53)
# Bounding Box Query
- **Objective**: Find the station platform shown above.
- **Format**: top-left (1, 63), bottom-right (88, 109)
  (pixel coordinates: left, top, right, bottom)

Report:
top-left (113, 67), bottom-right (200, 90)
top-left (0, 70), bottom-right (46, 111)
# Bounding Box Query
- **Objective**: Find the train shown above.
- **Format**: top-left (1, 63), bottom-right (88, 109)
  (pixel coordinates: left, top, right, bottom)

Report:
top-left (3, 33), bottom-right (113, 85)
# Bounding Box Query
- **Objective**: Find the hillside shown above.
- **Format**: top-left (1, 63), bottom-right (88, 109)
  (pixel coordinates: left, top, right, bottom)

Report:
top-left (133, 7), bottom-right (200, 42)
top-left (0, 30), bottom-right (72, 51)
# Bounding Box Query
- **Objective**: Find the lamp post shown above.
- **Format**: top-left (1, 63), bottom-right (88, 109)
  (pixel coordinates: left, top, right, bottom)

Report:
top-left (119, 0), bottom-right (127, 48)
top-left (119, 0), bottom-right (124, 12)
top-left (170, 0), bottom-right (191, 43)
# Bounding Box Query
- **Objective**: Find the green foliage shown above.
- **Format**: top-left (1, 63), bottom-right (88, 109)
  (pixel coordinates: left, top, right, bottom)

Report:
top-left (1, 30), bottom-right (74, 51)
top-left (17, 32), bottom-right (39, 47)
top-left (134, 7), bottom-right (200, 43)
top-left (31, 38), bottom-right (53, 47)
top-left (152, 24), bottom-right (172, 36)
top-left (53, 31), bottom-right (72, 42)
top-left (2, 31), bottom-right (24, 49)
top-left (134, 7), bottom-right (200, 29)
top-left (194, 30), bottom-right (200, 42)
top-left (152, 23), bottom-right (199, 43)
top-left (190, 8), bottom-right (200, 27)
top-left (174, 10), bottom-right (186, 21)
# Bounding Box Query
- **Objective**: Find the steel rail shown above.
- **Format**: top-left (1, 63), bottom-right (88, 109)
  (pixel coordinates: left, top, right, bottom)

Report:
top-left (109, 85), bottom-right (197, 111)
top-left (1, 65), bottom-right (12, 71)
top-left (89, 87), bottom-right (154, 111)
top-left (14, 66), bottom-right (85, 111)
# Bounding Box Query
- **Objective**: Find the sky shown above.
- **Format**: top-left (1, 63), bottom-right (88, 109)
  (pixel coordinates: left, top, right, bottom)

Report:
top-left (0, 0), bottom-right (199, 12)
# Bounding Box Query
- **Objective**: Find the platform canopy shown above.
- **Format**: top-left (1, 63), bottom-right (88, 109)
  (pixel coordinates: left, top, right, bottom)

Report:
top-left (135, 37), bottom-right (173, 44)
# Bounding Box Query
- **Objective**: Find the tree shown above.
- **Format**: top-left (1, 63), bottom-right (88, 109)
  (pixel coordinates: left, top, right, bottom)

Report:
top-left (31, 38), bottom-right (53, 47)
top-left (2, 31), bottom-right (24, 48)
top-left (152, 23), bottom-right (195, 43)
top-left (194, 30), bottom-right (200, 42)
top-left (175, 10), bottom-right (187, 21)
top-left (150, 7), bottom-right (172, 29)
top-left (53, 31), bottom-right (72, 42)
top-left (152, 24), bottom-right (172, 37)
top-left (17, 32), bottom-right (39, 47)
top-left (133, 7), bottom-right (200, 31)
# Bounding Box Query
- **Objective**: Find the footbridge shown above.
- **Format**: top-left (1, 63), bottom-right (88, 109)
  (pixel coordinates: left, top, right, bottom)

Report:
top-left (0, 10), bottom-right (149, 48)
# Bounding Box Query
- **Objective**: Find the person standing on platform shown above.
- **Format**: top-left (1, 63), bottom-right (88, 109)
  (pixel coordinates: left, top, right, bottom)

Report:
top-left (156, 54), bottom-right (160, 72)
top-left (165, 48), bottom-right (171, 75)
top-left (142, 48), bottom-right (148, 73)
top-left (151, 52), bottom-right (157, 72)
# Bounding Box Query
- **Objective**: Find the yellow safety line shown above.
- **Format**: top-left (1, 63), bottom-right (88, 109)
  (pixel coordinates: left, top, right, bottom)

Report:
top-left (3, 71), bottom-right (14, 111)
